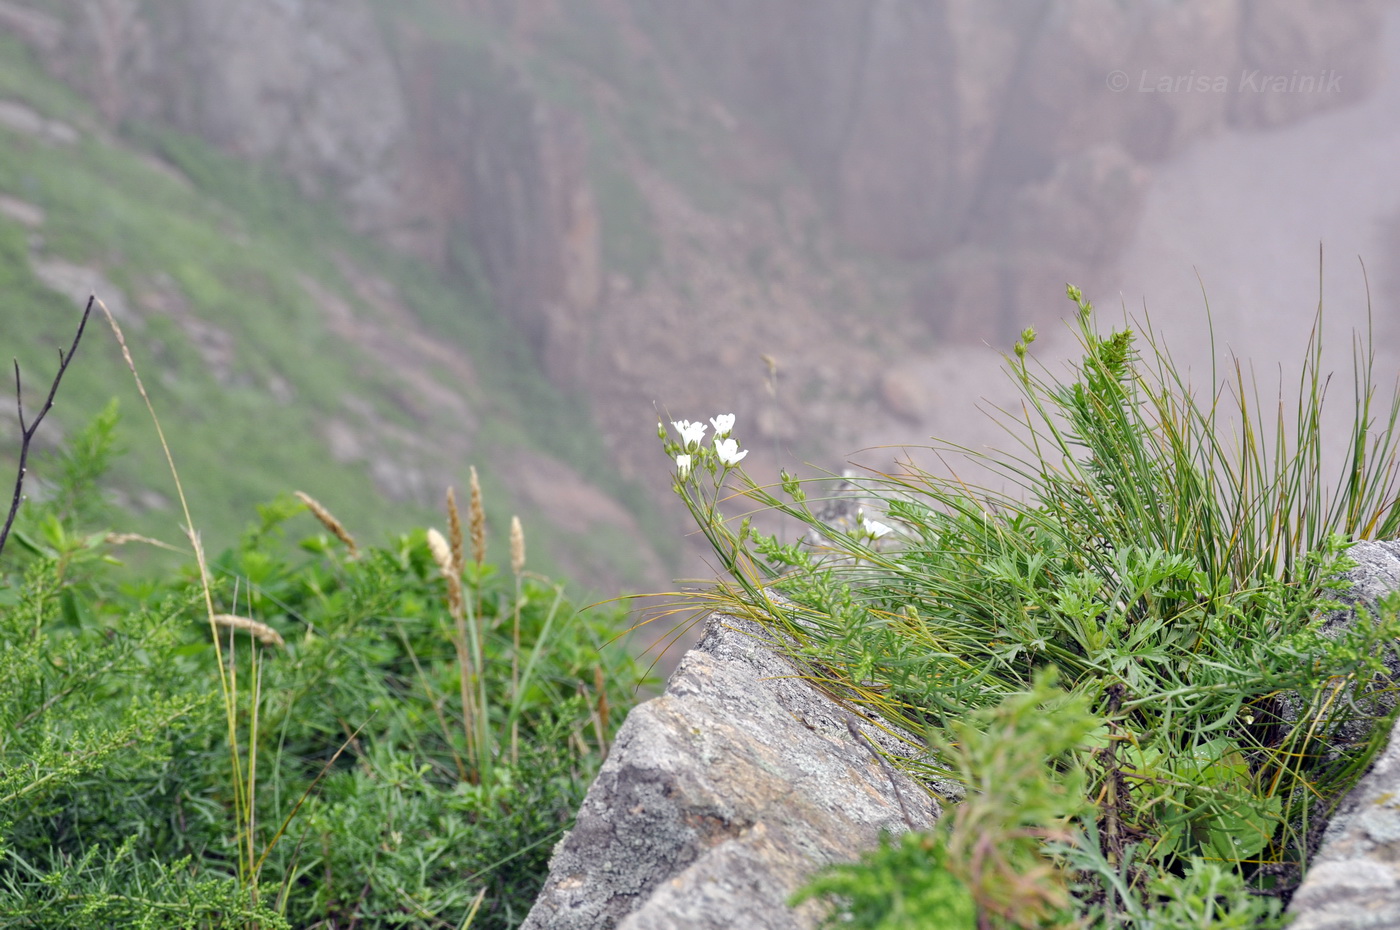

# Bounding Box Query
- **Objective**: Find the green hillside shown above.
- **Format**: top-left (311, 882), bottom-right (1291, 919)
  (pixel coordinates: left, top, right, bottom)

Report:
top-left (0, 31), bottom-right (666, 590)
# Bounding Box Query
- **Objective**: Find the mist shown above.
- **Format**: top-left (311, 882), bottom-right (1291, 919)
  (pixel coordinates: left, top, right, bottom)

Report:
top-left (2, 1), bottom-right (1398, 611)
top-left (848, 3), bottom-right (1400, 500)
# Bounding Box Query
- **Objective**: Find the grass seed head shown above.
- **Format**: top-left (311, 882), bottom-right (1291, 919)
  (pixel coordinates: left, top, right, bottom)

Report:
top-left (295, 491), bottom-right (359, 558)
top-left (426, 526), bottom-right (454, 575)
top-left (469, 466), bottom-right (486, 566)
top-left (427, 527), bottom-right (465, 618)
top-left (211, 613), bottom-right (285, 647)
top-left (510, 515), bottom-right (525, 576)
top-left (447, 486), bottom-right (465, 575)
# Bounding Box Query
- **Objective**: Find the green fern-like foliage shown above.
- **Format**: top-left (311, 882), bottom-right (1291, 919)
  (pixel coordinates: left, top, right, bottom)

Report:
top-left (0, 407), bottom-right (645, 929)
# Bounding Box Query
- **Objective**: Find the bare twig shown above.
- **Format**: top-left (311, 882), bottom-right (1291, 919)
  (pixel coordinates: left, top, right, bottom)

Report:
top-left (0, 295), bottom-right (94, 558)
top-left (845, 714), bottom-right (918, 831)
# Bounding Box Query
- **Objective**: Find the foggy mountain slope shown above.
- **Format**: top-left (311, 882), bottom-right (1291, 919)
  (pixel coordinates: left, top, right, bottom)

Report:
top-left (1110, 10), bottom-right (1400, 362)
top-left (850, 5), bottom-right (1400, 485)
top-left (2, 0), bottom-right (1394, 598)
top-left (0, 21), bottom-right (667, 594)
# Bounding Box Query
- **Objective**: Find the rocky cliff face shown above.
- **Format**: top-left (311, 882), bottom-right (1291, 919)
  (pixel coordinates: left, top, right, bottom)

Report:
top-left (621, 0), bottom-right (1385, 332)
top-left (49, 1), bottom-right (411, 234)
top-left (6, 0), bottom-right (1390, 540)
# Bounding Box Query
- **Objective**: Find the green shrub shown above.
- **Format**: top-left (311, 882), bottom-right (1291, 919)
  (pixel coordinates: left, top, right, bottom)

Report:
top-left (1, 409), bottom-right (644, 929)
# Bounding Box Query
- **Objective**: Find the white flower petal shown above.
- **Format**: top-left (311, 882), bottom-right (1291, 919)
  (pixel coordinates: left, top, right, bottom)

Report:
top-left (863, 519), bottom-right (893, 539)
top-left (710, 413), bottom-right (736, 438)
top-left (671, 419), bottom-right (707, 449)
top-left (715, 437), bottom-right (748, 466)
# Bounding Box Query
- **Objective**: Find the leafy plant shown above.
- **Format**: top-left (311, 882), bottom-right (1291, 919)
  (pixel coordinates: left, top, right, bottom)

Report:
top-left (794, 670), bottom-right (1099, 930)
top-left (1, 401), bottom-right (645, 928)
top-left (663, 282), bottom-right (1400, 927)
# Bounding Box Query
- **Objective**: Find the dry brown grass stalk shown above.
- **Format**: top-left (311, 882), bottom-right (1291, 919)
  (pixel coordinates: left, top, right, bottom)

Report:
top-left (210, 614), bottom-right (286, 647)
top-left (294, 490), bottom-right (359, 558)
top-left (103, 532), bottom-right (182, 551)
top-left (95, 296), bottom-right (271, 889)
top-left (509, 513), bottom-right (525, 712)
top-left (429, 522), bottom-right (481, 777)
top-left (95, 299), bottom-right (216, 622)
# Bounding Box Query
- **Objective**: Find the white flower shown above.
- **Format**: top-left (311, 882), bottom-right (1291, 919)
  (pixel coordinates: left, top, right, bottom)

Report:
top-left (862, 519), bottom-right (893, 539)
top-left (675, 453), bottom-right (692, 479)
top-left (714, 437), bottom-right (748, 466)
top-left (710, 413), bottom-right (736, 438)
top-left (671, 419), bottom-right (707, 449)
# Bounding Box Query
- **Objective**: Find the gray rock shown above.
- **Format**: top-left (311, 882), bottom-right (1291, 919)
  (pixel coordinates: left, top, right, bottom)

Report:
top-left (1287, 540), bottom-right (1400, 928)
top-left (1319, 541), bottom-right (1400, 642)
top-left (520, 610), bottom-right (951, 930)
top-left (1288, 725), bottom-right (1400, 929)
top-left (1283, 541), bottom-right (1400, 753)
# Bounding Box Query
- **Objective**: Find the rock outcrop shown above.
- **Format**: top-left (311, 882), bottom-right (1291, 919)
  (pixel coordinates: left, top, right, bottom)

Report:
top-left (528, 541), bottom-right (1400, 927)
top-left (520, 610), bottom-right (953, 930)
top-left (53, 0), bottom-right (410, 232)
top-left (1287, 540), bottom-right (1400, 928)
top-left (1290, 728), bottom-right (1400, 929)
top-left (629, 0), bottom-right (1384, 256)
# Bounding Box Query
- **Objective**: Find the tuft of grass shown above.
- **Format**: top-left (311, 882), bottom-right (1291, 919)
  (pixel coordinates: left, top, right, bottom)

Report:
top-left (664, 280), bottom-right (1400, 927)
